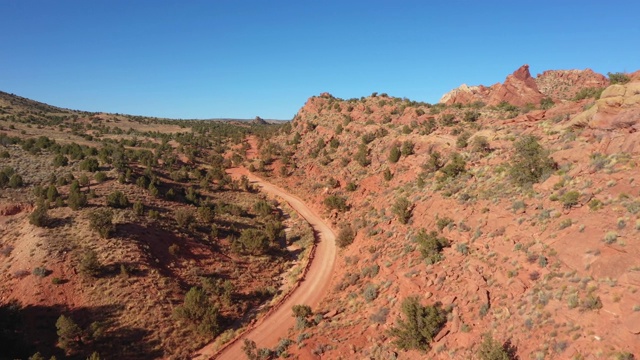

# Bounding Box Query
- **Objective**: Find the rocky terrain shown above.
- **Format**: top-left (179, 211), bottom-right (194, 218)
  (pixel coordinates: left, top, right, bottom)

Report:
top-left (247, 67), bottom-right (640, 359)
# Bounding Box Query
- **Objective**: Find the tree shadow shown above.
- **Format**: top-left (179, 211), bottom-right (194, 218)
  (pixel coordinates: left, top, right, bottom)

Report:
top-left (0, 301), bottom-right (162, 360)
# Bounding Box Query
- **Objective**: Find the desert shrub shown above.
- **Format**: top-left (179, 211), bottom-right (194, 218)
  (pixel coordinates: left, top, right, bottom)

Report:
top-left (67, 189), bottom-right (87, 211)
top-left (88, 209), bottom-right (115, 238)
top-left (456, 131), bottom-right (471, 149)
top-left (173, 287), bottom-right (221, 336)
top-left (133, 201), bottom-right (144, 216)
top-left (603, 231), bottom-right (618, 244)
top-left (292, 304), bottom-right (313, 318)
top-left (463, 110), bottom-right (480, 122)
top-left (540, 97), bottom-right (554, 110)
top-left (29, 204), bottom-right (49, 227)
top-left (46, 185), bottom-right (59, 202)
top-left (439, 113), bottom-right (456, 126)
top-left (79, 174), bottom-right (89, 186)
top-left (477, 333), bottom-right (515, 360)
top-left (370, 307), bottom-right (390, 324)
top-left (79, 249), bottom-right (101, 277)
top-left (197, 204), bottom-right (214, 222)
top-left (233, 228), bottom-right (270, 255)
top-left (355, 144), bottom-right (371, 167)
top-left (8, 174), bottom-right (23, 188)
top-left (106, 190), bottom-right (129, 208)
top-left (94, 171), bottom-right (107, 183)
top-left (509, 135), bottom-right (556, 186)
top-left (440, 152), bottom-right (466, 180)
top-left (389, 297), bottom-right (446, 352)
top-left (401, 140), bottom-right (415, 156)
top-left (323, 195), bottom-right (348, 212)
top-left (581, 294), bottom-right (603, 311)
top-left (392, 197), bottom-right (412, 224)
top-left (389, 144), bottom-right (401, 163)
top-left (336, 224), bottom-right (355, 248)
top-left (416, 229), bottom-right (449, 264)
top-left (573, 87), bottom-right (604, 100)
top-left (253, 200), bottom-right (273, 217)
top-left (346, 182), bottom-right (357, 191)
top-left (589, 198), bottom-right (603, 211)
top-left (471, 136), bottom-right (491, 153)
top-left (79, 157), bottom-right (99, 172)
top-left (363, 283), bottom-right (378, 302)
top-left (560, 190), bottom-right (580, 209)
top-left (436, 217), bottom-right (454, 232)
top-left (608, 72), bottom-right (630, 85)
top-left (174, 208), bottom-right (195, 229)
top-left (53, 154), bottom-right (68, 167)
top-left (56, 315), bottom-right (83, 351)
top-left (424, 151), bottom-right (444, 172)
top-left (383, 168), bottom-right (393, 181)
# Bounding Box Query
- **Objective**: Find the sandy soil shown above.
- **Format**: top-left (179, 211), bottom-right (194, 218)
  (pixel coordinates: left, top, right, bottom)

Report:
top-left (193, 167), bottom-right (337, 359)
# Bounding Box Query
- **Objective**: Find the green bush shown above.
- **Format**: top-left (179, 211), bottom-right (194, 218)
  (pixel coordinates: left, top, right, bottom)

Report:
top-left (440, 153), bottom-right (466, 180)
top-left (46, 185), bottom-right (59, 202)
top-left (355, 144), bottom-right (371, 167)
top-left (173, 287), bottom-right (221, 336)
top-left (608, 72), bottom-right (630, 85)
top-left (233, 228), bottom-right (270, 255)
top-left (389, 145), bottom-right (401, 163)
top-left (463, 110), bottom-right (480, 122)
top-left (416, 229), bottom-right (449, 264)
top-left (560, 190), bottom-right (580, 209)
top-left (336, 224), bottom-right (355, 248)
top-left (56, 314), bottom-right (83, 351)
top-left (53, 154), bottom-right (68, 167)
top-left (94, 171), bottom-right (107, 183)
top-left (292, 304), bottom-right (312, 318)
top-left (174, 208), bottom-right (195, 229)
top-left (573, 87), bottom-right (604, 100)
top-left (401, 140), bottom-right (415, 156)
top-left (323, 195), bottom-right (348, 212)
top-left (540, 97), bottom-right (554, 110)
top-left (29, 204), bottom-right (49, 227)
top-left (79, 249), bottom-right (101, 277)
top-left (79, 157), bottom-right (100, 172)
top-left (67, 188), bottom-right (87, 210)
top-left (88, 209), bottom-right (115, 238)
top-left (471, 136), bottom-right (491, 153)
top-left (477, 333), bottom-right (515, 360)
top-left (133, 201), bottom-right (144, 216)
top-left (456, 131), bottom-right (471, 149)
top-left (383, 168), bottom-right (393, 181)
top-left (392, 197), bottom-right (412, 224)
top-left (389, 297), bottom-right (446, 352)
top-left (509, 135), bottom-right (555, 186)
top-left (106, 191), bottom-right (129, 208)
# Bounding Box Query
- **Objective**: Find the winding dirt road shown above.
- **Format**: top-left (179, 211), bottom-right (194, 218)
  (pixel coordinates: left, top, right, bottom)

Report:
top-left (194, 168), bottom-right (337, 359)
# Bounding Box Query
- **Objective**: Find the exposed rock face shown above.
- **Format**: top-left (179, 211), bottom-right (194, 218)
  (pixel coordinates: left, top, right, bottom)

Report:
top-left (568, 80), bottom-right (640, 131)
top-left (536, 69), bottom-right (609, 100)
top-left (441, 65), bottom-right (609, 106)
top-left (440, 65), bottom-right (544, 107)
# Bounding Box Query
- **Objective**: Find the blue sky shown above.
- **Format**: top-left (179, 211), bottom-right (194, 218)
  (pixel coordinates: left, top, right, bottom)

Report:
top-left (1, 1), bottom-right (638, 120)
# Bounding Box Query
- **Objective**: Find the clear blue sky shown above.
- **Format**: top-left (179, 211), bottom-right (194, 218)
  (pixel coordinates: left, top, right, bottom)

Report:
top-left (1, 1), bottom-right (638, 120)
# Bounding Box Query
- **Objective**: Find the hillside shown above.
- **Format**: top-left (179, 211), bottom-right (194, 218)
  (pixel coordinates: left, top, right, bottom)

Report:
top-left (247, 67), bottom-right (640, 359)
top-left (0, 94), bottom-right (312, 359)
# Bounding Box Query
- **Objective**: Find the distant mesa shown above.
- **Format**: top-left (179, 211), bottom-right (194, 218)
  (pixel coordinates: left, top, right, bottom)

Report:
top-left (251, 116), bottom-right (268, 125)
top-left (440, 64), bottom-right (609, 107)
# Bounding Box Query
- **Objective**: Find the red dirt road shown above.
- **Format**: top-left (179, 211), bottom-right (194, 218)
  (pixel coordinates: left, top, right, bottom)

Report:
top-left (194, 168), bottom-right (337, 359)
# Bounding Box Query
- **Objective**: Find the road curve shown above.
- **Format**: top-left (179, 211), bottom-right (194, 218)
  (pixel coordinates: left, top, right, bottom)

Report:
top-left (193, 168), bottom-right (337, 359)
